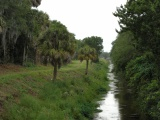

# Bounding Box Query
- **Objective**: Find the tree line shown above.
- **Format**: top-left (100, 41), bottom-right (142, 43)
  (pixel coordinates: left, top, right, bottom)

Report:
top-left (111, 0), bottom-right (160, 119)
top-left (0, 0), bottom-right (104, 80)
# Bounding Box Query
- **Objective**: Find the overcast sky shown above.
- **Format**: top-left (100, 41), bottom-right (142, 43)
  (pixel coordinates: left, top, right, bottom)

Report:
top-left (37, 0), bottom-right (127, 52)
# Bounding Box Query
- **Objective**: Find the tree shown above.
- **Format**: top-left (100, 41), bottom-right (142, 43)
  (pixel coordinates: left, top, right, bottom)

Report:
top-left (82, 36), bottom-right (103, 62)
top-left (0, 0), bottom-right (32, 63)
top-left (110, 31), bottom-right (135, 74)
top-left (100, 52), bottom-right (110, 59)
top-left (26, 10), bottom-right (50, 65)
top-left (39, 20), bottom-right (76, 80)
top-left (0, 0), bottom-right (48, 64)
top-left (73, 39), bottom-right (84, 59)
top-left (113, 1), bottom-right (160, 118)
top-left (113, 0), bottom-right (160, 61)
top-left (83, 36), bottom-right (103, 55)
top-left (78, 45), bottom-right (97, 75)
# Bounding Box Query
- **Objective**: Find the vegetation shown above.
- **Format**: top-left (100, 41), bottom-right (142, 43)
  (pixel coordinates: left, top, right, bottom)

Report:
top-left (75, 37), bottom-right (103, 61)
top-left (0, 1), bottom-right (108, 119)
top-left (99, 52), bottom-right (110, 59)
top-left (0, 0), bottom-right (48, 64)
top-left (111, 0), bottom-right (160, 119)
top-left (39, 20), bottom-right (76, 80)
top-left (78, 45), bottom-right (97, 75)
top-left (82, 36), bottom-right (103, 56)
top-left (0, 0), bottom-right (104, 80)
top-left (0, 60), bottom-right (109, 120)
top-left (110, 31), bottom-right (135, 77)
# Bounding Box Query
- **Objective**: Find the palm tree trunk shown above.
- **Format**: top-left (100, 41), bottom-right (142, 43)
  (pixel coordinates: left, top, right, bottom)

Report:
top-left (53, 61), bottom-right (58, 81)
top-left (85, 60), bottom-right (89, 75)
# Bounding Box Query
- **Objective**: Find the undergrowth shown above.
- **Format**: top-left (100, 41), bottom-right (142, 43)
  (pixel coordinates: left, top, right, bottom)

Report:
top-left (0, 59), bottom-right (109, 120)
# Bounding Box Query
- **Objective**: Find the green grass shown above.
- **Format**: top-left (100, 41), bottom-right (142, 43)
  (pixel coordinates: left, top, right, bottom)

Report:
top-left (0, 59), bottom-right (109, 120)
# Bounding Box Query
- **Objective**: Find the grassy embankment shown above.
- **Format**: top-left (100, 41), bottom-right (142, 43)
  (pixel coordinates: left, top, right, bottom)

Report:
top-left (0, 59), bottom-right (109, 120)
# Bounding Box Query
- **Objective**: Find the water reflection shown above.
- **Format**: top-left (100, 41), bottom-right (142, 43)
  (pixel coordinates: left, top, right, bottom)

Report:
top-left (94, 91), bottom-right (120, 120)
top-left (94, 63), bottom-right (141, 120)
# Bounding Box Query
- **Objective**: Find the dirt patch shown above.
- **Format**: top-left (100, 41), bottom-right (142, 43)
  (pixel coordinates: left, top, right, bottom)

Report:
top-left (0, 64), bottom-right (23, 75)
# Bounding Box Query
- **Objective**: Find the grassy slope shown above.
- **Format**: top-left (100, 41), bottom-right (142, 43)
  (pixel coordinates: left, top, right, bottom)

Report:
top-left (0, 60), bottom-right (109, 120)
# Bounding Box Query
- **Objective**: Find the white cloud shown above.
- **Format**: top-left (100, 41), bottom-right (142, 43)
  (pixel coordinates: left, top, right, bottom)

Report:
top-left (38, 0), bottom-right (127, 52)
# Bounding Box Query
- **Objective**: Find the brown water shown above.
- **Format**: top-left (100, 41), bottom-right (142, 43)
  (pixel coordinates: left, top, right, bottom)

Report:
top-left (94, 63), bottom-right (142, 120)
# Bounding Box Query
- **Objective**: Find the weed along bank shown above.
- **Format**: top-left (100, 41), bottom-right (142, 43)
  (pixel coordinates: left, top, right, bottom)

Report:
top-left (0, 60), bottom-right (109, 119)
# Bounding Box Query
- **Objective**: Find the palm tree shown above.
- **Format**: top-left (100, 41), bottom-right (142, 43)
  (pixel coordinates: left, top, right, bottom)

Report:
top-left (78, 45), bottom-right (97, 75)
top-left (39, 20), bottom-right (76, 80)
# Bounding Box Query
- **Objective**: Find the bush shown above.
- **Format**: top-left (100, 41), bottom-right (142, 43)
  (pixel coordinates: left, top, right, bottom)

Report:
top-left (125, 52), bottom-right (160, 119)
top-left (126, 52), bottom-right (156, 92)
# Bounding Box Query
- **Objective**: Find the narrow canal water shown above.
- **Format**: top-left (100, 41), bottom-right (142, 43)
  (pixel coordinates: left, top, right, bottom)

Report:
top-left (94, 63), bottom-right (141, 120)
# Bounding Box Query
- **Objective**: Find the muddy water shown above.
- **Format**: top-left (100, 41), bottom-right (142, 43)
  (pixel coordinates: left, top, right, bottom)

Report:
top-left (94, 63), bottom-right (141, 120)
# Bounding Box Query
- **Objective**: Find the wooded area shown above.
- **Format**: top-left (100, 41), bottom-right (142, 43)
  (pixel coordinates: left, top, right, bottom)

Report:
top-left (111, 0), bottom-right (160, 119)
top-left (0, 0), bottom-right (105, 80)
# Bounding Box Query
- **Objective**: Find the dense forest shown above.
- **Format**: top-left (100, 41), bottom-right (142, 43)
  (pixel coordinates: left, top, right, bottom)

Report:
top-left (111, 0), bottom-right (160, 119)
top-left (0, 0), bottom-right (105, 79)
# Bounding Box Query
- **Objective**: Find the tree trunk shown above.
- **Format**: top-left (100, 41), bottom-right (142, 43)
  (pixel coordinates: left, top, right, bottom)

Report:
top-left (53, 61), bottom-right (58, 81)
top-left (85, 60), bottom-right (89, 75)
top-left (2, 28), bottom-right (7, 62)
top-left (23, 45), bottom-right (26, 65)
top-left (23, 41), bottom-right (28, 65)
top-left (34, 47), bottom-right (37, 64)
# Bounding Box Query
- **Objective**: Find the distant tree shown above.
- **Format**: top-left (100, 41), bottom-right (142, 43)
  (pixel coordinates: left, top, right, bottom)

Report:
top-left (83, 36), bottom-right (103, 55)
top-left (73, 40), bottom-right (83, 59)
top-left (82, 36), bottom-right (103, 62)
top-left (39, 20), bottom-right (76, 80)
top-left (100, 52), bottom-right (110, 59)
top-left (78, 45), bottom-right (97, 75)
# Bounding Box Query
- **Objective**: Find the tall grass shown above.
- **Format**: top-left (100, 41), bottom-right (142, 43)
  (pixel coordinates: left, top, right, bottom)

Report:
top-left (1, 59), bottom-right (109, 120)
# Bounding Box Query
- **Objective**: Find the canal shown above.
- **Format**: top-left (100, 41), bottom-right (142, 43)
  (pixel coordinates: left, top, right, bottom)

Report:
top-left (94, 63), bottom-right (142, 120)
